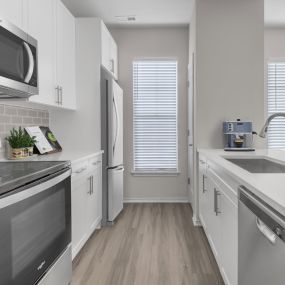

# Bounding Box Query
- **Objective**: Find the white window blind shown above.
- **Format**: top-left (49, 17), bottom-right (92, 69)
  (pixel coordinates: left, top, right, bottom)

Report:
top-left (267, 62), bottom-right (285, 149)
top-left (133, 60), bottom-right (178, 172)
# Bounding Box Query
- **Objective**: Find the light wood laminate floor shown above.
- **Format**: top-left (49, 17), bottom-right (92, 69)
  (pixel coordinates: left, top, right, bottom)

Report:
top-left (72, 203), bottom-right (224, 285)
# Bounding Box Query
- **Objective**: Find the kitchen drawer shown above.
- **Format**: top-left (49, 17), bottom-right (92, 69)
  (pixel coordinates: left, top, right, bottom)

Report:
top-left (89, 156), bottom-right (102, 169)
top-left (71, 160), bottom-right (89, 178)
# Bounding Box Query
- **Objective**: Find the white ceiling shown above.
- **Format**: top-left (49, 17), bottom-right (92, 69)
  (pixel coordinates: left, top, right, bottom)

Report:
top-left (61, 0), bottom-right (194, 26)
top-left (62, 0), bottom-right (285, 27)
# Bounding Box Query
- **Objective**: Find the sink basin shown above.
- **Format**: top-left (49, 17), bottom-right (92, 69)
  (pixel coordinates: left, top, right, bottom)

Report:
top-left (225, 158), bottom-right (285, 173)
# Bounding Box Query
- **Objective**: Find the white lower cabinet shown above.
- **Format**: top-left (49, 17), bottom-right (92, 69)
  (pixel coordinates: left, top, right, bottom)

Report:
top-left (71, 154), bottom-right (102, 259)
top-left (199, 155), bottom-right (238, 285)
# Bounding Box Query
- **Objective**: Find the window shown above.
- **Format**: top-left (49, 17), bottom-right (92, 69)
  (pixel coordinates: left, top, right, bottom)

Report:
top-left (267, 62), bottom-right (285, 149)
top-left (133, 60), bottom-right (178, 173)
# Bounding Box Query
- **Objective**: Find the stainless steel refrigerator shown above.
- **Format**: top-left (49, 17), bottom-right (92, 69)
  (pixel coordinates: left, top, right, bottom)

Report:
top-left (101, 69), bottom-right (124, 226)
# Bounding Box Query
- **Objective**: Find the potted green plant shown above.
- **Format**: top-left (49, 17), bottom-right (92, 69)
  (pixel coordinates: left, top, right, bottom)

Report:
top-left (6, 127), bottom-right (37, 159)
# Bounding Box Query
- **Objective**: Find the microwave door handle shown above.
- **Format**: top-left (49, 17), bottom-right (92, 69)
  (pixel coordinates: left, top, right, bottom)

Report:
top-left (23, 42), bottom-right (35, 83)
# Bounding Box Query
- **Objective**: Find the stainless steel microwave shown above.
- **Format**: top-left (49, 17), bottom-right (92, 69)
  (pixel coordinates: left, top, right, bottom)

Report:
top-left (0, 19), bottom-right (38, 99)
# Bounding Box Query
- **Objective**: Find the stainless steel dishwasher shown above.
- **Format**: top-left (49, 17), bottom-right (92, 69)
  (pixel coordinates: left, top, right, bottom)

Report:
top-left (238, 186), bottom-right (285, 285)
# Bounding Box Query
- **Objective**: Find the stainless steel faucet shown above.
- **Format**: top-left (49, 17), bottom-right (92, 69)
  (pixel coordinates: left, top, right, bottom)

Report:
top-left (259, 112), bottom-right (285, 138)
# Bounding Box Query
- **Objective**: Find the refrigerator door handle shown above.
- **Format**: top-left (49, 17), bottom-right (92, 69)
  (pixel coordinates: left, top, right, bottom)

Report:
top-left (116, 166), bottom-right (124, 172)
top-left (113, 95), bottom-right (119, 156)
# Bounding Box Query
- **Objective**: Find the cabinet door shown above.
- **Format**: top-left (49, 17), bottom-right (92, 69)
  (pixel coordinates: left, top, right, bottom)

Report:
top-left (86, 174), bottom-right (96, 232)
top-left (220, 192), bottom-right (238, 285)
top-left (56, 0), bottom-right (76, 110)
top-left (71, 174), bottom-right (89, 259)
top-left (0, 0), bottom-right (24, 29)
top-left (88, 162), bottom-right (102, 229)
top-left (198, 161), bottom-right (207, 228)
top-left (27, 0), bottom-right (57, 106)
top-left (206, 177), bottom-right (222, 261)
top-left (110, 38), bottom-right (118, 79)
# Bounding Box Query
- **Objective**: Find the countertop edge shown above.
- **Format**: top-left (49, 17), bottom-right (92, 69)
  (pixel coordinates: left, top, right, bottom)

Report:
top-left (197, 148), bottom-right (285, 216)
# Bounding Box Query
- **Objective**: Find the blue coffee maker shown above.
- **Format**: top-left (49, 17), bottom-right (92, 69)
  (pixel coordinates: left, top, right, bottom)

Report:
top-left (223, 119), bottom-right (255, 151)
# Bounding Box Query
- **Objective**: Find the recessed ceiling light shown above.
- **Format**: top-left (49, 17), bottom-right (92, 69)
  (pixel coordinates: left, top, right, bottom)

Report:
top-left (115, 15), bottom-right (136, 22)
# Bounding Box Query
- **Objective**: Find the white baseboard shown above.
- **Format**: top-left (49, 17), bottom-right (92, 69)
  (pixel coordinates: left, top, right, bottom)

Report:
top-left (192, 216), bottom-right (202, 227)
top-left (124, 197), bottom-right (190, 203)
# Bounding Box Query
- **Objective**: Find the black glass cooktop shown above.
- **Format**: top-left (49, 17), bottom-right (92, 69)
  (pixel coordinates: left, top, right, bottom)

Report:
top-left (0, 161), bottom-right (70, 196)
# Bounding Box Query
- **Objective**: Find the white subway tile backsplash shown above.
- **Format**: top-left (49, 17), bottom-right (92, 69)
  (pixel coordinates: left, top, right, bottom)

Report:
top-left (0, 104), bottom-right (49, 153)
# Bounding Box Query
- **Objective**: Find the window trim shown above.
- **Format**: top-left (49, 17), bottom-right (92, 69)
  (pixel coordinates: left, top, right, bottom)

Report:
top-left (132, 58), bottom-right (179, 175)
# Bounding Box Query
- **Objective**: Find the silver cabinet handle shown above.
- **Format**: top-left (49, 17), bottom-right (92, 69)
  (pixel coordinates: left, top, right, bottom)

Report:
top-left (74, 167), bottom-right (87, 174)
top-left (202, 174), bottom-right (207, 193)
top-left (55, 85), bottom-right (60, 104)
top-left (88, 175), bottom-right (94, 195)
top-left (256, 217), bottom-right (277, 245)
top-left (87, 176), bottom-right (92, 195)
top-left (60, 86), bottom-right (63, 105)
top-left (110, 59), bottom-right (114, 73)
top-left (92, 161), bottom-right (101, 166)
top-left (214, 188), bottom-right (221, 216)
top-left (23, 42), bottom-right (35, 83)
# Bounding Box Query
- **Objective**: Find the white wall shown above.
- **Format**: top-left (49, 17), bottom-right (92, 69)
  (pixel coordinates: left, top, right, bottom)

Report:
top-left (109, 26), bottom-right (189, 202)
top-left (50, 18), bottom-right (101, 152)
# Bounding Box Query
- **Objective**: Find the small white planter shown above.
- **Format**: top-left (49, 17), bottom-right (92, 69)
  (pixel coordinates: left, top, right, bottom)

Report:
top-left (9, 147), bottom-right (34, 160)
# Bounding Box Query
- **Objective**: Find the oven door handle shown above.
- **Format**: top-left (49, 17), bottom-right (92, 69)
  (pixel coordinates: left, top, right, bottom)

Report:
top-left (23, 42), bottom-right (35, 83)
top-left (0, 169), bottom-right (71, 209)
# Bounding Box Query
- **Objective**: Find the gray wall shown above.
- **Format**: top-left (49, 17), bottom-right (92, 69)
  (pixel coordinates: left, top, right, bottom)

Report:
top-left (265, 27), bottom-right (285, 59)
top-left (109, 26), bottom-right (189, 202)
top-left (195, 0), bottom-right (265, 150)
top-left (190, 0), bottom-right (265, 221)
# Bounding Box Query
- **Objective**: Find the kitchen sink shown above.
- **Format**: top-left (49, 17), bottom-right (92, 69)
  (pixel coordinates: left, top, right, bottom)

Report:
top-left (225, 158), bottom-right (285, 173)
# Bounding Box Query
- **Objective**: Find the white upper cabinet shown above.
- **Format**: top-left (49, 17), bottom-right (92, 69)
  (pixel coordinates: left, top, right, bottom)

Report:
top-left (0, 0), bottom-right (25, 29)
top-left (56, 0), bottom-right (76, 110)
top-left (110, 39), bottom-right (118, 79)
top-left (101, 21), bottom-right (118, 80)
top-left (26, 0), bottom-right (57, 107)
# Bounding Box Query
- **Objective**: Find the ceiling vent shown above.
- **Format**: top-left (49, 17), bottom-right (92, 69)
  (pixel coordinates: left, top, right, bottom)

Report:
top-left (115, 15), bottom-right (136, 22)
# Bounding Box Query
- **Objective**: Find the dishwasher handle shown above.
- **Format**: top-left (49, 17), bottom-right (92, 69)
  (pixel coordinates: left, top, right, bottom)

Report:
top-left (239, 185), bottom-right (285, 243)
top-left (256, 217), bottom-right (277, 245)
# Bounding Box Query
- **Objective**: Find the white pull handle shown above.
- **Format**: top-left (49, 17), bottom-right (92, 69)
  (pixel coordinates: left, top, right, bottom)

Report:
top-left (23, 42), bottom-right (35, 83)
top-left (256, 218), bottom-right (277, 245)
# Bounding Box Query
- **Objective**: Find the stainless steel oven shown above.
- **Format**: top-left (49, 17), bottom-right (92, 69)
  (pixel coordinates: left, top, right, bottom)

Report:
top-left (0, 19), bottom-right (38, 99)
top-left (0, 167), bottom-right (71, 285)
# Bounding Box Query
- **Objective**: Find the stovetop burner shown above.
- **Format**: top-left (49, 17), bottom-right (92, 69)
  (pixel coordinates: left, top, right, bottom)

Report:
top-left (0, 160), bottom-right (70, 196)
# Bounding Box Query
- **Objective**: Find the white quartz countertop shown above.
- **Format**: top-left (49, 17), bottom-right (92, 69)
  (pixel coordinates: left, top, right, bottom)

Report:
top-left (198, 149), bottom-right (285, 216)
top-left (0, 149), bottom-right (104, 164)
